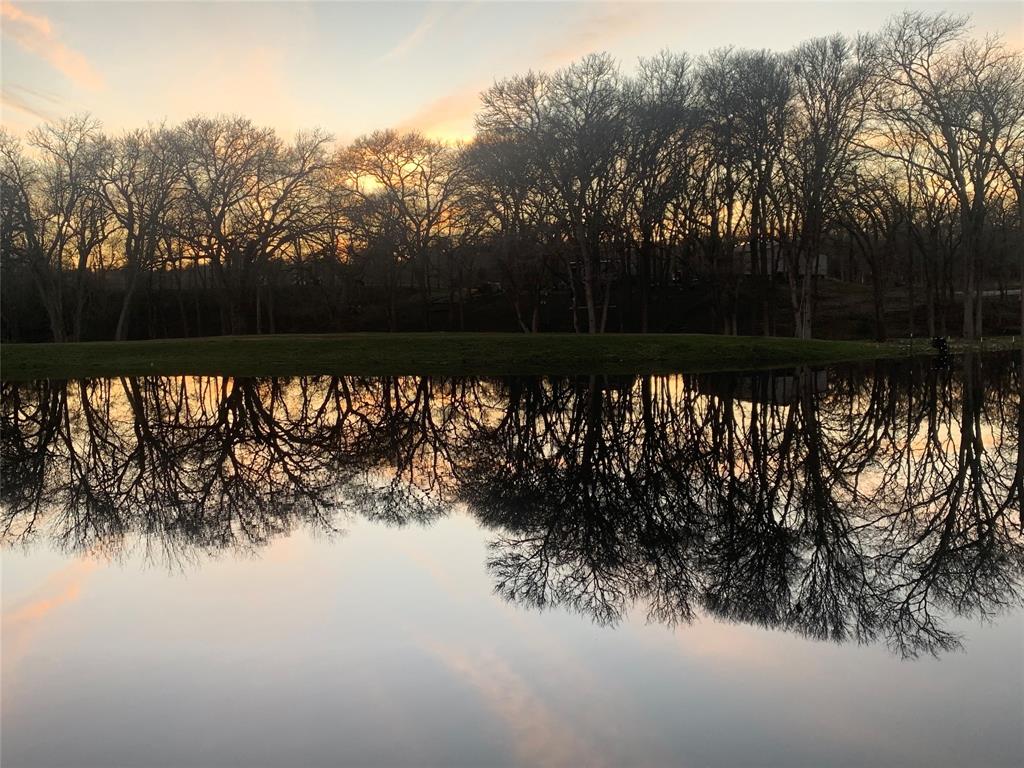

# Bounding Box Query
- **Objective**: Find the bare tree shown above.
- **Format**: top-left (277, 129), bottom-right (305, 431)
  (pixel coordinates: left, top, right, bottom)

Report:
top-left (621, 51), bottom-right (698, 331)
top-left (480, 54), bottom-right (627, 333)
top-left (98, 127), bottom-right (182, 339)
top-left (777, 34), bottom-right (876, 339)
top-left (173, 117), bottom-right (333, 334)
top-left (874, 12), bottom-right (1022, 338)
top-left (839, 165), bottom-right (906, 340)
top-left (463, 130), bottom-right (555, 332)
top-left (338, 130), bottom-right (465, 330)
top-left (0, 117), bottom-right (109, 341)
top-left (698, 48), bottom-right (793, 334)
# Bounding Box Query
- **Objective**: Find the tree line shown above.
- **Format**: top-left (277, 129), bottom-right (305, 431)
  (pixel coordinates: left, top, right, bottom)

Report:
top-left (1, 12), bottom-right (1022, 342)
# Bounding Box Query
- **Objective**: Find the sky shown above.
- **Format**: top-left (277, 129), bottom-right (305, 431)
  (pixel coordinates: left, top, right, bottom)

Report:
top-left (2, 1), bottom-right (1022, 142)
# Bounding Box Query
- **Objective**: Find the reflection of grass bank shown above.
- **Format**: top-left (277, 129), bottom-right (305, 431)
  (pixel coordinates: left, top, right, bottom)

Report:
top-left (2, 333), bottom-right (1020, 380)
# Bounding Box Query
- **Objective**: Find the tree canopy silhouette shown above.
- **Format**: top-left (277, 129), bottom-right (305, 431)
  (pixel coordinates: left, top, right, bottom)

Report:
top-left (1, 12), bottom-right (1021, 341)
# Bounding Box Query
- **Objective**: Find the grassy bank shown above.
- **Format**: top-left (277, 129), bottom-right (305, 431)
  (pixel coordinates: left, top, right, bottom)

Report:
top-left (1, 333), bottom-right (1019, 381)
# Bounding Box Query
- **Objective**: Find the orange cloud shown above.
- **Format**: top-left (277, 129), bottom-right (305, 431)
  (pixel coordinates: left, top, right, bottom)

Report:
top-left (4, 558), bottom-right (97, 627)
top-left (397, 82), bottom-right (483, 142)
top-left (394, 3), bottom-right (662, 144)
top-left (3, 557), bottom-right (99, 665)
top-left (1, 1), bottom-right (104, 91)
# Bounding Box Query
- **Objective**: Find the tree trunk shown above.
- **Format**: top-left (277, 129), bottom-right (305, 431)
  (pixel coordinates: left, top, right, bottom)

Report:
top-left (43, 294), bottom-right (66, 343)
top-left (962, 259), bottom-right (976, 339)
top-left (962, 217), bottom-right (981, 340)
top-left (871, 263), bottom-right (887, 342)
top-left (639, 237), bottom-right (652, 333)
top-left (599, 277), bottom-right (611, 334)
top-left (906, 233), bottom-right (915, 341)
top-left (268, 284), bottom-right (276, 335)
top-left (255, 285), bottom-right (263, 335)
top-left (115, 271), bottom-right (141, 341)
top-left (566, 253), bottom-right (581, 334)
top-left (581, 247), bottom-right (598, 334)
top-left (31, 266), bottom-right (66, 342)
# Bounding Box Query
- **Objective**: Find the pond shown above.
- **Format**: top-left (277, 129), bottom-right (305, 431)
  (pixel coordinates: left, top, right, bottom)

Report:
top-left (2, 353), bottom-right (1022, 767)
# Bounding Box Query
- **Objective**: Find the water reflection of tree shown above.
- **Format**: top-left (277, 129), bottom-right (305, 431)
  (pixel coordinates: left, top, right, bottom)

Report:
top-left (456, 376), bottom-right (704, 625)
top-left (1, 354), bottom-right (1020, 656)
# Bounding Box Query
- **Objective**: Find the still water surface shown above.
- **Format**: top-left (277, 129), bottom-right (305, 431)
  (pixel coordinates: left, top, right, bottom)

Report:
top-left (2, 354), bottom-right (1022, 767)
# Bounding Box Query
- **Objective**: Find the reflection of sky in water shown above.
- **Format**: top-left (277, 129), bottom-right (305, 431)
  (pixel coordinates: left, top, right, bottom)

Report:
top-left (3, 358), bottom-right (1022, 766)
top-left (4, 514), bottom-right (1022, 768)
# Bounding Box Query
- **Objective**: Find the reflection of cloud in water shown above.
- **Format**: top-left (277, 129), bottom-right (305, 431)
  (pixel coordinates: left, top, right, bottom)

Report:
top-left (425, 641), bottom-right (609, 768)
top-left (3, 557), bottom-right (99, 663)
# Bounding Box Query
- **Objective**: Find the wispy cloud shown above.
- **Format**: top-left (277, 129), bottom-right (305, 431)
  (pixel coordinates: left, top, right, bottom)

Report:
top-left (3, 557), bottom-right (99, 664)
top-left (0, 84), bottom-right (61, 122)
top-left (426, 642), bottom-right (609, 768)
top-left (4, 560), bottom-right (95, 626)
top-left (1, 80), bottom-right (67, 122)
top-left (377, 2), bottom-right (483, 64)
top-left (1, 1), bottom-right (104, 91)
top-left (377, 4), bottom-right (444, 63)
top-left (540, 2), bottom-right (659, 67)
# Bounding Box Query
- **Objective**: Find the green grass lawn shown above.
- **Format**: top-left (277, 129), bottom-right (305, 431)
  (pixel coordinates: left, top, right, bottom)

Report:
top-left (1, 333), bottom-right (1019, 380)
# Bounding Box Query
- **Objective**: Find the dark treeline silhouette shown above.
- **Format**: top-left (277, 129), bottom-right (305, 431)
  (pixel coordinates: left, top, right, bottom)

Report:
top-left (3, 353), bottom-right (1021, 657)
top-left (1, 12), bottom-right (1022, 342)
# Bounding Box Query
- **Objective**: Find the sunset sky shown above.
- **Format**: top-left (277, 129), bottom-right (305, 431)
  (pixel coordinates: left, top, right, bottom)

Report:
top-left (2, 1), bottom-right (1022, 142)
